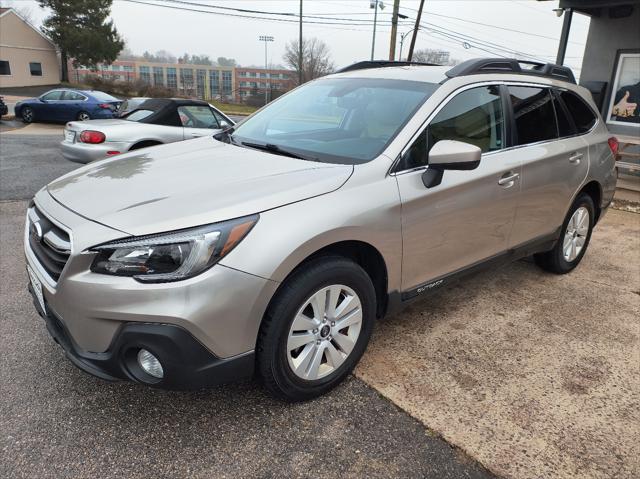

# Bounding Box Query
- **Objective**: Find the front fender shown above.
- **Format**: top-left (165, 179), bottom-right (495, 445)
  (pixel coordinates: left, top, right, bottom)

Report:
top-left (219, 172), bottom-right (403, 294)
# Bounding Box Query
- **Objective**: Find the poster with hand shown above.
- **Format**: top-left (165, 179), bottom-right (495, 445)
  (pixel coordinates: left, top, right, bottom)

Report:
top-left (606, 52), bottom-right (640, 127)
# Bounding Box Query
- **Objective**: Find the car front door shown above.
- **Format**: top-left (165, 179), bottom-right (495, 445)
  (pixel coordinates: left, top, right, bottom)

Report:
top-left (178, 105), bottom-right (222, 139)
top-left (505, 85), bottom-right (590, 247)
top-left (35, 90), bottom-right (64, 121)
top-left (395, 84), bottom-right (521, 295)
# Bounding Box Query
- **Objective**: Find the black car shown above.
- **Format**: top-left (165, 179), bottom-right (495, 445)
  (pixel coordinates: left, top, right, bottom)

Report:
top-left (0, 96), bottom-right (8, 117)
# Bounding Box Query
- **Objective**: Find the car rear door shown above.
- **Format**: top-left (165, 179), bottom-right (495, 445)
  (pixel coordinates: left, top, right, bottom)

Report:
top-left (58, 91), bottom-right (87, 121)
top-left (395, 84), bottom-right (521, 295)
top-left (506, 85), bottom-right (590, 248)
top-left (178, 105), bottom-right (222, 139)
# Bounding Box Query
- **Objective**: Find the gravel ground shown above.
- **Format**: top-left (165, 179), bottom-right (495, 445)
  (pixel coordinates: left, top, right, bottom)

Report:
top-left (0, 137), bottom-right (492, 478)
top-left (357, 208), bottom-right (640, 479)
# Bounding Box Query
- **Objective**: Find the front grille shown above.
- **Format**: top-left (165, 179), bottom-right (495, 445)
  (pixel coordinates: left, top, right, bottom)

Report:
top-left (27, 206), bottom-right (71, 281)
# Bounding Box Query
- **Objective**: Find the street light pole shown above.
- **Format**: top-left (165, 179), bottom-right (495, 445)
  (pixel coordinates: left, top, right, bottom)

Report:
top-left (370, 1), bottom-right (385, 61)
top-left (259, 35), bottom-right (274, 105)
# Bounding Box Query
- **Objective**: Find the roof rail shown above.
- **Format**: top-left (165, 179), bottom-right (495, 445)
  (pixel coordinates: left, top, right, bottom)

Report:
top-left (337, 60), bottom-right (439, 73)
top-left (445, 58), bottom-right (576, 84)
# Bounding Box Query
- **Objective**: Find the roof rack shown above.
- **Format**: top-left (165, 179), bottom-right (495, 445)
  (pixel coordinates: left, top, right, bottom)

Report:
top-left (445, 58), bottom-right (576, 84)
top-left (337, 60), bottom-right (439, 73)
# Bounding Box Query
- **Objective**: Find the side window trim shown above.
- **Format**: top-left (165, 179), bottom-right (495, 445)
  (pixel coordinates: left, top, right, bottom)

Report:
top-left (499, 84), bottom-right (517, 149)
top-left (391, 81), bottom-right (504, 175)
top-left (551, 88), bottom-right (578, 138)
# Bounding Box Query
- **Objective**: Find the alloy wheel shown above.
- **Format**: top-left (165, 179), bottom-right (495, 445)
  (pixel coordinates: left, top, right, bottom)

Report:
top-left (78, 112), bottom-right (90, 121)
top-left (563, 206), bottom-right (589, 262)
top-left (286, 284), bottom-right (363, 381)
top-left (22, 107), bottom-right (33, 122)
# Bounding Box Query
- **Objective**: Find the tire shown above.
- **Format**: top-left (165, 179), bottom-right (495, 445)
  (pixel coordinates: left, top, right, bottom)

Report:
top-left (534, 192), bottom-right (595, 274)
top-left (77, 111), bottom-right (91, 121)
top-left (21, 106), bottom-right (34, 123)
top-left (257, 256), bottom-right (376, 402)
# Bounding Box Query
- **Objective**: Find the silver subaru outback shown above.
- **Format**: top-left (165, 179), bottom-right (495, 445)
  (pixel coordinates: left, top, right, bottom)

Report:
top-left (25, 59), bottom-right (617, 401)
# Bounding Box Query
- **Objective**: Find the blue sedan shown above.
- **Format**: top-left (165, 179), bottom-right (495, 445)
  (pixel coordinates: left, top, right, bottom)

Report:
top-left (15, 89), bottom-right (121, 123)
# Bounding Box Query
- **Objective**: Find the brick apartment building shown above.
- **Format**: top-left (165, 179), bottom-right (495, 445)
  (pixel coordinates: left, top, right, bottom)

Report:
top-left (234, 66), bottom-right (296, 102)
top-left (70, 60), bottom-right (295, 103)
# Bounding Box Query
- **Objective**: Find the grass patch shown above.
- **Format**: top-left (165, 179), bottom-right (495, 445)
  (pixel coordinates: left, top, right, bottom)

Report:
top-left (209, 101), bottom-right (258, 116)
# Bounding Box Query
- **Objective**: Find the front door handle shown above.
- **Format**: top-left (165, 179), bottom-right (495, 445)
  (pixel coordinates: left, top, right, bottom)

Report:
top-left (569, 153), bottom-right (583, 164)
top-left (498, 172), bottom-right (520, 187)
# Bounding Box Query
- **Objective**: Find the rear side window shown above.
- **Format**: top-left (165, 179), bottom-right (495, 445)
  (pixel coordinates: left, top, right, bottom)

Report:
top-left (125, 110), bottom-right (154, 122)
top-left (558, 90), bottom-right (597, 133)
top-left (508, 86), bottom-right (557, 146)
top-left (399, 85), bottom-right (504, 171)
top-left (62, 91), bottom-right (85, 101)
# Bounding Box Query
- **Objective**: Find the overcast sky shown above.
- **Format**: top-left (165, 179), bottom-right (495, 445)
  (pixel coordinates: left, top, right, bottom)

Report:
top-left (3, 0), bottom-right (590, 78)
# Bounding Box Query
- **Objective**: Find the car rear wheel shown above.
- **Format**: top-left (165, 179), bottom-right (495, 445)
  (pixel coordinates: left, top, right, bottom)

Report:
top-left (77, 111), bottom-right (91, 121)
top-left (257, 256), bottom-right (376, 402)
top-left (534, 193), bottom-right (595, 274)
top-left (21, 106), bottom-right (34, 123)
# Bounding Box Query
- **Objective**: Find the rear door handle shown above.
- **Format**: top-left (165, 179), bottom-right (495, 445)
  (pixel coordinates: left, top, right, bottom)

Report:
top-left (498, 172), bottom-right (520, 186)
top-left (569, 153), bottom-right (583, 164)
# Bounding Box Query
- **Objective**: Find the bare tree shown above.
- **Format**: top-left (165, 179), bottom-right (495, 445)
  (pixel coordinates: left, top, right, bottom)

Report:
top-left (283, 37), bottom-right (335, 84)
top-left (412, 49), bottom-right (459, 66)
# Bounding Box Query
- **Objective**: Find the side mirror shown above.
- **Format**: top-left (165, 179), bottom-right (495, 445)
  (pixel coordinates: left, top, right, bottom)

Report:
top-left (219, 120), bottom-right (230, 128)
top-left (422, 140), bottom-right (481, 188)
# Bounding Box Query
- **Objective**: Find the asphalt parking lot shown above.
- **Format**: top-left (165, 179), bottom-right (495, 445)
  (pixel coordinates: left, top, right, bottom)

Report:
top-left (0, 129), bottom-right (492, 478)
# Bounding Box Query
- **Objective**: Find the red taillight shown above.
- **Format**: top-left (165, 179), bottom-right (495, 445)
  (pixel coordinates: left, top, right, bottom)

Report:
top-left (608, 137), bottom-right (619, 156)
top-left (98, 103), bottom-right (113, 109)
top-left (79, 130), bottom-right (106, 144)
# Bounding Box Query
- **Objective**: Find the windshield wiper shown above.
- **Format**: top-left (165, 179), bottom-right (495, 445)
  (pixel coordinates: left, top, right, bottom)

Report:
top-left (240, 141), bottom-right (319, 162)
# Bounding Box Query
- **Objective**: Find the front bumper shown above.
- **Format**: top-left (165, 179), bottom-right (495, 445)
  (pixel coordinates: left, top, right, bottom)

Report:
top-left (28, 284), bottom-right (254, 389)
top-left (60, 140), bottom-right (131, 163)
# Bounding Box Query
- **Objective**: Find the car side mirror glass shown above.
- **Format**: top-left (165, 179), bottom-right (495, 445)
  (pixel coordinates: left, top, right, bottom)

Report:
top-left (219, 120), bottom-right (230, 128)
top-left (421, 140), bottom-right (482, 188)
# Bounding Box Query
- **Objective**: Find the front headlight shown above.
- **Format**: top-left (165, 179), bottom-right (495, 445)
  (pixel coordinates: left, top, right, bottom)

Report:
top-left (89, 215), bottom-right (258, 283)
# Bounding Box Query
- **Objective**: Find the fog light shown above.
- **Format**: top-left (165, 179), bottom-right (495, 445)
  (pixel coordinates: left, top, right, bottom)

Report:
top-left (137, 349), bottom-right (164, 379)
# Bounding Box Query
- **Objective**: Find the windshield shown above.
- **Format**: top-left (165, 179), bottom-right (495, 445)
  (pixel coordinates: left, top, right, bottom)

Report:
top-left (232, 78), bottom-right (439, 164)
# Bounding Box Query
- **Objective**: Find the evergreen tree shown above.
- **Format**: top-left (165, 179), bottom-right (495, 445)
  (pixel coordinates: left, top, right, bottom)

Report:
top-left (38, 0), bottom-right (124, 82)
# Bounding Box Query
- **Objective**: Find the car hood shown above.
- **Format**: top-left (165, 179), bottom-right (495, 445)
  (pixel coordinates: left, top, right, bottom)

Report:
top-left (47, 136), bottom-right (353, 236)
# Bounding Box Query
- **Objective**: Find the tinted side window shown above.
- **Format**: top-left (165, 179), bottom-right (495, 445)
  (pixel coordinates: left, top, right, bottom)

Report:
top-left (508, 86), bottom-right (557, 145)
top-left (429, 86), bottom-right (504, 153)
top-left (552, 92), bottom-right (575, 137)
top-left (559, 90), bottom-right (597, 133)
top-left (399, 86), bottom-right (504, 171)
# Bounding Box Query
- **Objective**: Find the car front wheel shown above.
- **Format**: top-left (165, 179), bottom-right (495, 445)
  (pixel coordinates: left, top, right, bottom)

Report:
top-left (21, 106), bottom-right (34, 123)
top-left (257, 256), bottom-right (376, 402)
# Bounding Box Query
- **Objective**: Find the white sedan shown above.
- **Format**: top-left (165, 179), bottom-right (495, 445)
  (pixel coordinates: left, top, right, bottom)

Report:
top-left (61, 98), bottom-right (234, 163)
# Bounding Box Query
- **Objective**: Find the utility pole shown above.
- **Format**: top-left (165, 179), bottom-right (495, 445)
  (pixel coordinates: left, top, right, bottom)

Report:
top-left (388, 0), bottom-right (400, 60)
top-left (407, 0), bottom-right (425, 61)
top-left (259, 35), bottom-right (274, 105)
top-left (299, 0), bottom-right (303, 85)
